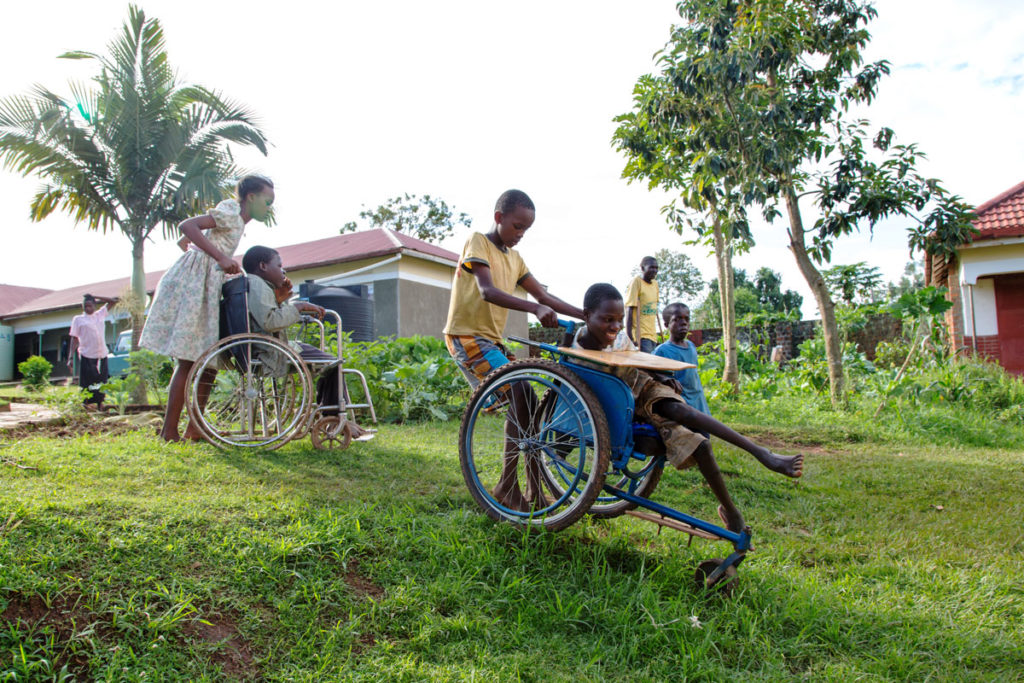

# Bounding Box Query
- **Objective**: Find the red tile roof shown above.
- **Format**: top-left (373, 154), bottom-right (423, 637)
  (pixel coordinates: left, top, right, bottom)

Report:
top-left (0, 228), bottom-right (458, 320)
top-left (0, 284), bottom-right (54, 317)
top-left (1, 272), bottom-right (166, 320)
top-left (972, 180), bottom-right (1024, 241)
top-left (275, 228), bottom-right (458, 271)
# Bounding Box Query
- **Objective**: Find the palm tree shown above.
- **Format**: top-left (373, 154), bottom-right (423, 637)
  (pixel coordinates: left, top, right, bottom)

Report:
top-left (0, 5), bottom-right (268, 351)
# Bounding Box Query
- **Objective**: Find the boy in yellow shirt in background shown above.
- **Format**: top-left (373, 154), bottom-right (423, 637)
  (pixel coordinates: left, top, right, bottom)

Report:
top-left (625, 256), bottom-right (659, 352)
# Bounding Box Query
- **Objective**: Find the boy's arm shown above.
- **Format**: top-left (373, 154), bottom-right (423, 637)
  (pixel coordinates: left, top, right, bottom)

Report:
top-left (519, 274), bottom-right (584, 323)
top-left (470, 265), bottom-right (582, 327)
top-left (624, 277), bottom-right (640, 343)
top-left (249, 280), bottom-right (301, 333)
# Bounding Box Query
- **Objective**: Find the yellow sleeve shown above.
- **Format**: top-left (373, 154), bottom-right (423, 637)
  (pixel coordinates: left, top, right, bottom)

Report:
top-left (461, 233), bottom-right (491, 271)
top-left (624, 276), bottom-right (641, 307)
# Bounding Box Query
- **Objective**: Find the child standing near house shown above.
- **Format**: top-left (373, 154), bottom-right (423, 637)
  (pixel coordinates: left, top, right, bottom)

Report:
top-left (444, 189), bottom-right (584, 509)
top-left (653, 302), bottom-right (710, 415)
top-left (574, 283), bottom-right (803, 533)
top-left (141, 175), bottom-right (275, 442)
top-left (625, 256), bottom-right (660, 352)
top-left (67, 293), bottom-right (119, 410)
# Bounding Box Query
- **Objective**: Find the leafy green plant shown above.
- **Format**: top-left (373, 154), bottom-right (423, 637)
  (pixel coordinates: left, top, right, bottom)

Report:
top-left (128, 349), bottom-right (173, 404)
top-left (100, 376), bottom-right (141, 415)
top-left (17, 355), bottom-right (53, 391)
top-left (39, 386), bottom-right (89, 420)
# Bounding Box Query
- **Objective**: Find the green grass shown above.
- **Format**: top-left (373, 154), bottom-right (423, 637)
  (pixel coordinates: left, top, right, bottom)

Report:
top-left (1, 420), bottom-right (1022, 681)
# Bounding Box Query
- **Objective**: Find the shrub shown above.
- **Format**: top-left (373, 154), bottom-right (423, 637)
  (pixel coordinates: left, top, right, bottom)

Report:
top-left (128, 349), bottom-right (173, 404)
top-left (18, 355), bottom-right (53, 390)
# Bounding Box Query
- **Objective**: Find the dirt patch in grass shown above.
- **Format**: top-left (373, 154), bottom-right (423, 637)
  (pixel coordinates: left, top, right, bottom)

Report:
top-left (2, 590), bottom-right (111, 677)
top-left (183, 611), bottom-right (258, 679)
top-left (343, 559), bottom-right (385, 600)
top-left (0, 419), bottom-right (146, 441)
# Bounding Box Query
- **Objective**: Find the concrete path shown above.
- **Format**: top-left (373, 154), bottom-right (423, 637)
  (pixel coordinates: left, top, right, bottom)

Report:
top-left (0, 403), bottom-right (60, 430)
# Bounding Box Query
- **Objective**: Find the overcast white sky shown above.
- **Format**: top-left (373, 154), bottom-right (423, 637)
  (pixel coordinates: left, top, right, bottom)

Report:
top-left (1, 1), bottom-right (1022, 318)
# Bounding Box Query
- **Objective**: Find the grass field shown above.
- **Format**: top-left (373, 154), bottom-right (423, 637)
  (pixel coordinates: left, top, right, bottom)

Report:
top-left (1, 416), bottom-right (1022, 681)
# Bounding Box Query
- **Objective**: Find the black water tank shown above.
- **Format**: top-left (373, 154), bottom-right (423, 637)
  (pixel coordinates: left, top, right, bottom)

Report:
top-left (300, 281), bottom-right (374, 342)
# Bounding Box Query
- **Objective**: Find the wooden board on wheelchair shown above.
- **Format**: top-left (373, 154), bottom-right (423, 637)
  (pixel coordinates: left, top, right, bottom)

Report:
top-left (555, 347), bottom-right (696, 371)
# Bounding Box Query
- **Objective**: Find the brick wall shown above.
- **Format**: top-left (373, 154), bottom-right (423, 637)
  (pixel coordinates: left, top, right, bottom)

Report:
top-left (962, 335), bottom-right (1002, 362)
top-left (527, 314), bottom-right (902, 361)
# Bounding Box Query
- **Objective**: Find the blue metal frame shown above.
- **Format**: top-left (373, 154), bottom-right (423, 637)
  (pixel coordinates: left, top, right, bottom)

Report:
top-left (526, 324), bottom-right (752, 571)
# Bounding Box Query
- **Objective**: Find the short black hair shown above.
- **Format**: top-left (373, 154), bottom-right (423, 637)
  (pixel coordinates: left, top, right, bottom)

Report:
top-left (242, 245), bottom-right (279, 275)
top-left (495, 189), bottom-right (535, 214)
top-left (83, 294), bottom-right (96, 304)
top-left (662, 302), bottom-right (690, 324)
top-left (583, 283), bottom-right (622, 311)
top-left (237, 175), bottom-right (274, 202)
top-left (641, 256), bottom-right (657, 267)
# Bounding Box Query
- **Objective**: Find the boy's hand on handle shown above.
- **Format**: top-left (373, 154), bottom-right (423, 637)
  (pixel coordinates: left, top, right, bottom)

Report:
top-left (274, 277), bottom-right (294, 304)
top-left (535, 304), bottom-right (558, 327)
top-left (296, 302), bottom-right (325, 319)
top-left (217, 255), bottom-right (241, 275)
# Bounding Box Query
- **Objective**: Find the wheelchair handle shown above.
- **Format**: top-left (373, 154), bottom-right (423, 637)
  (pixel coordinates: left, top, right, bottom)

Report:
top-left (557, 319), bottom-right (578, 332)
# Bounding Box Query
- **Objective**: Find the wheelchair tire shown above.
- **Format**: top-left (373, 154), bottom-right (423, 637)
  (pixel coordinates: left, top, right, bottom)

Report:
top-left (458, 359), bottom-right (610, 531)
top-left (186, 333), bottom-right (314, 450)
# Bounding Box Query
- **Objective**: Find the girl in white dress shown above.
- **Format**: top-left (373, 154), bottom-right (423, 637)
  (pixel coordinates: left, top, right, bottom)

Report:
top-left (141, 176), bottom-right (274, 441)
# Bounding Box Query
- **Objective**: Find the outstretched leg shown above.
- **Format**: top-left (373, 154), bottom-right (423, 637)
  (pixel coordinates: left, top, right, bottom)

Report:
top-left (658, 401), bottom-right (803, 477)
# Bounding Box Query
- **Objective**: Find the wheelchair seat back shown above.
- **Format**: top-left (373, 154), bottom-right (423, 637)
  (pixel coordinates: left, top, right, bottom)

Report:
top-left (219, 276), bottom-right (252, 371)
top-left (552, 359), bottom-right (638, 462)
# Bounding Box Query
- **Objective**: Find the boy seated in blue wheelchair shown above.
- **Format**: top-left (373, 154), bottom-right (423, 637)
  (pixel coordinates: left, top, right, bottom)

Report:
top-left (573, 283), bottom-right (803, 533)
top-left (242, 245), bottom-right (372, 438)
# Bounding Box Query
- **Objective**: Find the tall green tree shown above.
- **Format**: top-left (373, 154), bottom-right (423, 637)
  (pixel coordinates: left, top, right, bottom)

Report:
top-left (0, 6), bottom-right (268, 351)
top-left (614, 0), bottom-right (974, 407)
top-left (694, 267), bottom-right (800, 327)
top-left (341, 193), bottom-right (472, 244)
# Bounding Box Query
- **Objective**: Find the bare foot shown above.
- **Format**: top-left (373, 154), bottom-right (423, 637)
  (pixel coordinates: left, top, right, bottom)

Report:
top-left (757, 451), bottom-right (804, 478)
top-left (158, 430), bottom-right (181, 443)
top-left (717, 505), bottom-right (746, 534)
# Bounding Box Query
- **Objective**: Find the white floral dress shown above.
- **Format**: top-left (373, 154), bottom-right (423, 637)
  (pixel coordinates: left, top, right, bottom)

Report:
top-left (140, 200), bottom-right (246, 362)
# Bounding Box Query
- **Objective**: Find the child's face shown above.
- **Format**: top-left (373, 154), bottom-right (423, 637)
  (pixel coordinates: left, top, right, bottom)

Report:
top-left (260, 254), bottom-right (287, 287)
top-left (493, 205), bottom-right (535, 249)
top-left (665, 307), bottom-right (691, 342)
top-left (584, 298), bottom-right (625, 349)
top-left (245, 187), bottom-right (276, 223)
top-left (641, 260), bottom-right (658, 282)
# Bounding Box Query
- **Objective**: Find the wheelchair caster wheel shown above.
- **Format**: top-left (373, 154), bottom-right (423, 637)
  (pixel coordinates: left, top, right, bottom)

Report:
top-left (694, 558), bottom-right (738, 594)
top-left (310, 416), bottom-right (352, 451)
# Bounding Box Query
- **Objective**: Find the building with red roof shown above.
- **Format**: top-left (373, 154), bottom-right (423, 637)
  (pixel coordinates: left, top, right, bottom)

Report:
top-left (932, 180), bottom-right (1024, 374)
top-left (0, 228), bottom-right (525, 381)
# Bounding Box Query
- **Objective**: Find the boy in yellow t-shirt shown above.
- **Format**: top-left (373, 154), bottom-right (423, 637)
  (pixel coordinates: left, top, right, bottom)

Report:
top-left (444, 189), bottom-right (583, 510)
top-left (625, 256), bottom-right (660, 352)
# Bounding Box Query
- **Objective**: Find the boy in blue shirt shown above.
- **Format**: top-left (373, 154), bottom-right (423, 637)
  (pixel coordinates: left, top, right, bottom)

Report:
top-left (653, 303), bottom-right (710, 415)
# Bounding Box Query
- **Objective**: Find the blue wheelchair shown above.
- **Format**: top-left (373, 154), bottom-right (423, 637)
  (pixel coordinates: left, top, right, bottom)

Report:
top-left (458, 322), bottom-right (751, 590)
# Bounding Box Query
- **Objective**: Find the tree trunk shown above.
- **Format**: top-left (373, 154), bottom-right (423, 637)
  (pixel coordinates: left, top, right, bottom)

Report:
top-left (130, 238), bottom-right (148, 403)
top-left (783, 185), bottom-right (845, 408)
top-left (711, 214), bottom-right (739, 389)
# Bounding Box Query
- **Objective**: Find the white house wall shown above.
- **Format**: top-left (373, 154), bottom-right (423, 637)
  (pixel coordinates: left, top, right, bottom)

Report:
top-left (961, 277), bottom-right (999, 337)
top-left (959, 240), bottom-right (1024, 285)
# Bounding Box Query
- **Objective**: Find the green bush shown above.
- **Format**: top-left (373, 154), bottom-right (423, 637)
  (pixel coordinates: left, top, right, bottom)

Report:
top-left (17, 355), bottom-right (53, 390)
top-left (127, 349), bottom-right (173, 404)
top-left (305, 329), bottom-right (470, 423)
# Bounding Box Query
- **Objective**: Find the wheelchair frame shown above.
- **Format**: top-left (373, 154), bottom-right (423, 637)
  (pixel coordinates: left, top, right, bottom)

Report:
top-left (458, 321), bottom-right (750, 590)
top-left (185, 281), bottom-right (376, 451)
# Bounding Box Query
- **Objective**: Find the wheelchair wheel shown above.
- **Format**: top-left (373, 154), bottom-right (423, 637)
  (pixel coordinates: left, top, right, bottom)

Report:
top-left (186, 334), bottom-right (314, 450)
top-left (310, 415), bottom-right (352, 451)
top-left (459, 359), bottom-right (610, 531)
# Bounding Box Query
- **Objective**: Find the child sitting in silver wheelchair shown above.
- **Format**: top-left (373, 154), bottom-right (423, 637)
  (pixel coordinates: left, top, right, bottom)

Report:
top-left (241, 245), bottom-right (374, 442)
